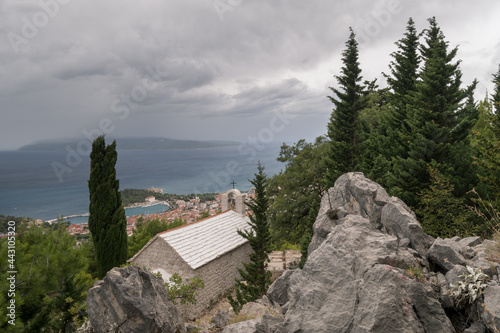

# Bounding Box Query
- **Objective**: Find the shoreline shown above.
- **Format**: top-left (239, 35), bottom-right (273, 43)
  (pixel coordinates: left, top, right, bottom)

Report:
top-left (45, 202), bottom-right (170, 224)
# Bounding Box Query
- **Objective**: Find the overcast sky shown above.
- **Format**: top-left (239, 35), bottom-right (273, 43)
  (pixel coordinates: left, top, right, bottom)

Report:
top-left (1, 0), bottom-right (499, 151)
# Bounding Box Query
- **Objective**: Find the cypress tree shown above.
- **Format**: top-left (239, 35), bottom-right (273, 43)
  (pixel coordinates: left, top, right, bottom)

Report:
top-left (229, 162), bottom-right (272, 313)
top-left (88, 136), bottom-right (128, 278)
top-left (324, 28), bottom-right (367, 188)
top-left (391, 17), bottom-right (478, 207)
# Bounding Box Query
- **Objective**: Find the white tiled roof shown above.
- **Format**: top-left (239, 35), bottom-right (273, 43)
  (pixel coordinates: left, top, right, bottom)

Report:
top-left (158, 210), bottom-right (250, 269)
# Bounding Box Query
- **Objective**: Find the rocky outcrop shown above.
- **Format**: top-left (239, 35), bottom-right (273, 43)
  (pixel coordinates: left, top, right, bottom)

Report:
top-left (86, 265), bottom-right (186, 333)
top-left (263, 172), bottom-right (500, 333)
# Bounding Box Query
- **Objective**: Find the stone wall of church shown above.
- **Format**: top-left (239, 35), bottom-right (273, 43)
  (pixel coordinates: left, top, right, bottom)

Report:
top-left (129, 236), bottom-right (194, 279)
top-left (189, 242), bottom-right (253, 316)
top-left (130, 236), bottom-right (252, 319)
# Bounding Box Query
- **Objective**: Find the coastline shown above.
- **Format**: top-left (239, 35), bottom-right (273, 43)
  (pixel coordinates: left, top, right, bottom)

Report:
top-left (46, 201), bottom-right (170, 224)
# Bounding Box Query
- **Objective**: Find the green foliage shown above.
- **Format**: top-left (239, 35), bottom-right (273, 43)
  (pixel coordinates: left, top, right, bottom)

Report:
top-left (268, 137), bottom-right (327, 250)
top-left (406, 265), bottom-right (425, 282)
top-left (164, 273), bottom-right (205, 305)
top-left (0, 216), bottom-right (30, 234)
top-left (120, 188), bottom-right (217, 207)
top-left (391, 17), bottom-right (479, 208)
top-left (324, 28), bottom-right (367, 188)
top-left (0, 224), bottom-right (94, 332)
top-left (416, 166), bottom-right (476, 238)
top-left (88, 136), bottom-right (128, 278)
top-left (127, 217), bottom-right (185, 258)
top-left (229, 162), bottom-right (272, 313)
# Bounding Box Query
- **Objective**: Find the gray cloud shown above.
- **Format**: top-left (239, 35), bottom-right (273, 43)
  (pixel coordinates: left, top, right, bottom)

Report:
top-left (0, 0), bottom-right (499, 150)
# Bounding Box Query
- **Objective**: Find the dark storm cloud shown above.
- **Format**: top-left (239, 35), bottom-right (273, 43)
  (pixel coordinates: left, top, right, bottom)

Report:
top-left (0, 0), bottom-right (499, 150)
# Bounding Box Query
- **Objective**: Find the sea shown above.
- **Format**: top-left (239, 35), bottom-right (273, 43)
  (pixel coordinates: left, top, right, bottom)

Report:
top-left (0, 143), bottom-right (284, 223)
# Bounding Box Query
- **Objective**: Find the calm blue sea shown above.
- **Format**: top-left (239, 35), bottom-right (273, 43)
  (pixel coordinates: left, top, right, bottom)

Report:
top-left (0, 144), bottom-right (284, 221)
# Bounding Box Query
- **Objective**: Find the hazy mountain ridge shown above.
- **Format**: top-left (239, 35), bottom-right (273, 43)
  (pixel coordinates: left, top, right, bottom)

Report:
top-left (18, 137), bottom-right (239, 151)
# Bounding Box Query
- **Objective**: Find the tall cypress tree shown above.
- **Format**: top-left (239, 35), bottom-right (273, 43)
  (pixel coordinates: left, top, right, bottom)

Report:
top-left (324, 28), bottom-right (366, 188)
top-left (391, 17), bottom-right (478, 207)
top-left (88, 136), bottom-right (128, 278)
top-left (229, 162), bottom-right (271, 313)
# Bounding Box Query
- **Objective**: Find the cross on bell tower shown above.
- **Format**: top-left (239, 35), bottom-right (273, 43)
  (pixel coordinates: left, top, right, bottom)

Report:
top-left (230, 180), bottom-right (237, 189)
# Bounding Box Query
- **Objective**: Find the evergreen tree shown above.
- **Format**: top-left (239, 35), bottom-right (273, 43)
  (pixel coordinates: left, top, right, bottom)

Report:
top-left (229, 162), bottom-right (272, 313)
top-left (391, 17), bottom-right (478, 207)
top-left (370, 18), bottom-right (420, 187)
top-left (88, 136), bottom-right (128, 278)
top-left (323, 28), bottom-right (367, 188)
top-left (492, 65), bottom-right (500, 134)
top-left (473, 66), bottom-right (500, 208)
top-left (416, 165), bottom-right (476, 238)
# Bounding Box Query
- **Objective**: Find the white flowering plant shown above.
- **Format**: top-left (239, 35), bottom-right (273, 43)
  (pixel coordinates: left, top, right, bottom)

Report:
top-left (448, 266), bottom-right (490, 308)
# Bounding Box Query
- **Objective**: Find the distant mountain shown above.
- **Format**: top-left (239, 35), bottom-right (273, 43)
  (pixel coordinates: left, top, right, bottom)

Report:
top-left (18, 137), bottom-right (239, 151)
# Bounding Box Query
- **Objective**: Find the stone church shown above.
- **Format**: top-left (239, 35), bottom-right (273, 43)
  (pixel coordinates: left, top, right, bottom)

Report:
top-left (128, 189), bottom-right (252, 317)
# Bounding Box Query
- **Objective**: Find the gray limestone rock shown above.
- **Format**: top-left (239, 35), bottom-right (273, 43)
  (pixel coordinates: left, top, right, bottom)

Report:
top-left (464, 321), bottom-right (486, 333)
top-left (445, 265), bottom-right (468, 286)
top-left (86, 265), bottom-right (186, 333)
top-left (283, 213), bottom-right (453, 333)
top-left (211, 309), bottom-right (230, 329)
top-left (428, 238), bottom-right (466, 271)
top-left (267, 269), bottom-right (294, 308)
top-left (459, 236), bottom-right (483, 248)
top-left (222, 319), bottom-right (260, 333)
top-left (480, 283), bottom-right (500, 332)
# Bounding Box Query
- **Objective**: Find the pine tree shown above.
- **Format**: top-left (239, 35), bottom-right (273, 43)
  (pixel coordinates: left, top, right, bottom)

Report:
top-left (391, 17), bottom-right (478, 207)
top-left (492, 65), bottom-right (500, 135)
top-left (229, 162), bottom-right (272, 313)
top-left (381, 18), bottom-right (420, 171)
top-left (88, 136), bottom-right (128, 278)
top-left (323, 28), bottom-right (367, 188)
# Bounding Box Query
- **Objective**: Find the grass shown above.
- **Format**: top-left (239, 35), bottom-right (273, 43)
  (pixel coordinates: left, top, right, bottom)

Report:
top-left (406, 265), bottom-right (426, 282)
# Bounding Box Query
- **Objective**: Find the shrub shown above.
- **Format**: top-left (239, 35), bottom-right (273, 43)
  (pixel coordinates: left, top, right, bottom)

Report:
top-left (448, 266), bottom-right (490, 309)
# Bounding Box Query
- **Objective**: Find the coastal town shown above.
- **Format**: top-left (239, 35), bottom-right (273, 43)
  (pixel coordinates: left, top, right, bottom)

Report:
top-left (65, 191), bottom-right (227, 237)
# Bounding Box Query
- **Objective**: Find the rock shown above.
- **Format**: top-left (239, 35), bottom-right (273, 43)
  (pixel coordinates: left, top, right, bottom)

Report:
top-left (309, 173), bottom-right (428, 262)
top-left (267, 269), bottom-right (294, 307)
top-left (283, 213), bottom-right (453, 333)
top-left (240, 302), bottom-right (271, 319)
top-left (428, 238), bottom-right (466, 271)
top-left (399, 238), bottom-right (411, 247)
top-left (86, 265), bottom-right (186, 333)
top-left (459, 236), bottom-right (483, 248)
top-left (255, 314), bottom-right (286, 333)
top-left (464, 320), bottom-right (486, 333)
top-left (462, 246), bottom-right (477, 260)
top-left (451, 236), bottom-right (461, 242)
top-left (445, 265), bottom-right (468, 286)
top-left (381, 197), bottom-right (428, 260)
top-left (308, 172), bottom-right (391, 254)
top-left (480, 283), bottom-right (500, 332)
top-left (469, 241), bottom-right (500, 276)
top-left (222, 319), bottom-right (260, 333)
top-left (211, 309), bottom-right (230, 329)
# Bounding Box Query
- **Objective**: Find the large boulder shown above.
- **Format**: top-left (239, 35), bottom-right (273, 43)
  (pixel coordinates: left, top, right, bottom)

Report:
top-left (283, 214), bottom-right (453, 333)
top-left (428, 238), bottom-right (466, 271)
top-left (87, 265), bottom-right (186, 333)
top-left (480, 283), bottom-right (500, 332)
top-left (309, 172), bottom-right (429, 261)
